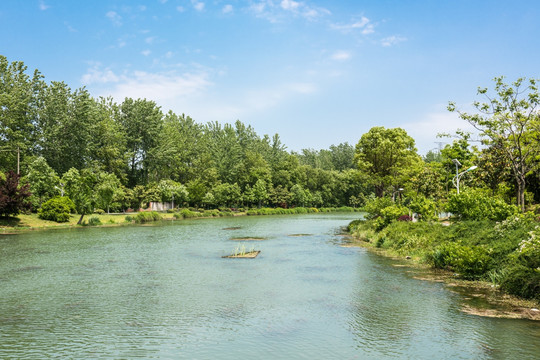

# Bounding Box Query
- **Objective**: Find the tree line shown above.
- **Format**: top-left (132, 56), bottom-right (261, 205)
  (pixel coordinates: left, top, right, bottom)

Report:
top-left (1, 54), bottom-right (539, 221)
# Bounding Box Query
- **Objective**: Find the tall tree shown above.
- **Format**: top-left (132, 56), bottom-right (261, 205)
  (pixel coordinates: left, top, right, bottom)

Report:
top-left (119, 98), bottom-right (163, 186)
top-left (448, 77), bottom-right (540, 211)
top-left (355, 127), bottom-right (421, 197)
top-left (0, 56), bottom-right (45, 172)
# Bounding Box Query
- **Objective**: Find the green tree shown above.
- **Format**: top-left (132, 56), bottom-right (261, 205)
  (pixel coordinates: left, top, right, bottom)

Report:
top-left (62, 168), bottom-right (96, 224)
top-left (96, 172), bottom-right (121, 213)
top-left (355, 127), bottom-right (421, 197)
top-left (252, 179), bottom-right (269, 207)
top-left (119, 98), bottom-right (163, 186)
top-left (0, 56), bottom-right (45, 172)
top-left (23, 156), bottom-right (60, 207)
top-left (448, 77), bottom-right (540, 211)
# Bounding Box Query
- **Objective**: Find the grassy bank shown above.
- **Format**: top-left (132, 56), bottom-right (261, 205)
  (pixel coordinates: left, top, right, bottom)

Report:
top-left (348, 217), bottom-right (540, 303)
top-left (0, 206), bottom-right (360, 232)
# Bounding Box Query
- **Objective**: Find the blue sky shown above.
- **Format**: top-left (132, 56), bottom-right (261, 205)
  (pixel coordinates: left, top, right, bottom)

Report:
top-left (2, 1), bottom-right (540, 154)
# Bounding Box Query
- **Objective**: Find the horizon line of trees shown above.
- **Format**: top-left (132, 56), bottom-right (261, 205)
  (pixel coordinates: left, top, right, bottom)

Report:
top-left (2, 55), bottom-right (540, 221)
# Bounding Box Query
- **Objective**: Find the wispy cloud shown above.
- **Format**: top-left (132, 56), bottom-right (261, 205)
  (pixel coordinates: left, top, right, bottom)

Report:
top-left (105, 11), bottom-right (122, 26)
top-left (141, 50), bottom-right (151, 56)
top-left (331, 50), bottom-right (351, 61)
top-left (81, 64), bottom-right (213, 106)
top-left (381, 35), bottom-right (407, 47)
top-left (331, 16), bottom-right (374, 34)
top-left (192, 0), bottom-right (205, 12)
top-left (222, 4), bottom-right (233, 14)
top-left (38, 0), bottom-right (49, 11)
top-left (64, 22), bottom-right (77, 33)
top-left (249, 0), bottom-right (330, 23)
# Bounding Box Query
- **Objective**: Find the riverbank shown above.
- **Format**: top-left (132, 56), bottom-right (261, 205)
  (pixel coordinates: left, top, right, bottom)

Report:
top-left (0, 206), bottom-right (360, 233)
top-left (346, 219), bottom-right (540, 320)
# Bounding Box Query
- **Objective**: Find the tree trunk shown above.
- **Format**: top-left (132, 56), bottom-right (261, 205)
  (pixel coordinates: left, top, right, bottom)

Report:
top-left (77, 213), bottom-right (85, 225)
top-left (517, 176), bottom-right (526, 212)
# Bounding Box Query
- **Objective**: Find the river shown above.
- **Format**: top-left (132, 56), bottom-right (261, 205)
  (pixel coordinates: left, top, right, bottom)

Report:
top-left (1, 213), bottom-right (539, 359)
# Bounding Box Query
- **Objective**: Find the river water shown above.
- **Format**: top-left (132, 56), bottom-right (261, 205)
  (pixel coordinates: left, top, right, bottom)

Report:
top-left (1, 214), bottom-right (539, 359)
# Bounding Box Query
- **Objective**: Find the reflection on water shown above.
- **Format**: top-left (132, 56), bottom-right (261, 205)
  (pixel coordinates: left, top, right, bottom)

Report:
top-left (0, 214), bottom-right (539, 359)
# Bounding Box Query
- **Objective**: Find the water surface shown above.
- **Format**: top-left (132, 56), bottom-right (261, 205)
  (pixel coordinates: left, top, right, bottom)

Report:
top-left (1, 214), bottom-right (539, 359)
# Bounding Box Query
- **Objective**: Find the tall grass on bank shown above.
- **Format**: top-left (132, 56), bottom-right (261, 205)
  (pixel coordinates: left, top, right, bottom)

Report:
top-left (349, 215), bottom-right (540, 302)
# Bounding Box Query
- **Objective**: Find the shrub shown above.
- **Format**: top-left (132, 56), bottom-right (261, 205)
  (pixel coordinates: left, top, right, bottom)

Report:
top-left (499, 264), bottom-right (540, 301)
top-left (363, 197), bottom-right (393, 219)
top-left (125, 215), bottom-right (133, 222)
top-left (426, 242), bottom-right (492, 279)
top-left (135, 211), bottom-right (162, 223)
top-left (38, 196), bottom-right (75, 223)
top-left (397, 215), bottom-right (412, 222)
top-left (374, 204), bottom-right (409, 230)
top-left (87, 216), bottom-right (102, 226)
top-left (408, 196), bottom-right (438, 221)
top-left (94, 209), bottom-right (105, 215)
top-left (446, 189), bottom-right (518, 221)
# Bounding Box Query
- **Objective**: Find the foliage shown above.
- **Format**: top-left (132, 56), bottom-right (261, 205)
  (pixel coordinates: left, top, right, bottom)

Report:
top-left (363, 196), bottom-right (393, 219)
top-left (448, 76), bottom-right (540, 211)
top-left (134, 211), bottom-right (162, 223)
top-left (446, 189), bottom-right (518, 221)
top-left (0, 171), bottom-right (32, 217)
top-left (87, 216), bottom-right (102, 226)
top-left (408, 195), bottom-right (438, 221)
top-left (23, 156), bottom-right (60, 207)
top-left (355, 127), bottom-right (421, 197)
top-left (427, 242), bottom-right (492, 280)
top-left (38, 196), bottom-right (75, 222)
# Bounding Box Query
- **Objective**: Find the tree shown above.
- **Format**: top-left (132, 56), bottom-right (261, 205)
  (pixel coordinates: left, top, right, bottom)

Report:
top-left (355, 127), bottom-right (421, 197)
top-left (23, 156), bottom-right (60, 207)
top-left (61, 168), bottom-right (96, 224)
top-left (252, 179), bottom-right (269, 207)
top-left (0, 171), bottom-right (32, 217)
top-left (96, 172), bottom-right (121, 213)
top-left (448, 77), bottom-right (540, 211)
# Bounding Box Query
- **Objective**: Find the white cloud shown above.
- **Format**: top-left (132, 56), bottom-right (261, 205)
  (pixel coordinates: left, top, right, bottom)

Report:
top-left (141, 50), bottom-right (151, 56)
top-left (331, 50), bottom-right (351, 61)
top-left (81, 65), bottom-right (119, 84)
top-left (81, 65), bottom-right (213, 112)
top-left (249, 0), bottom-right (330, 22)
top-left (138, 5), bottom-right (147, 11)
top-left (64, 22), bottom-right (77, 33)
top-left (176, 6), bottom-right (185, 12)
top-left (331, 16), bottom-right (374, 34)
top-left (145, 36), bottom-right (157, 44)
top-left (38, 0), bottom-right (49, 11)
top-left (106, 11), bottom-right (122, 26)
top-left (381, 35), bottom-right (407, 47)
top-left (192, 0), bottom-right (205, 12)
top-left (280, 0), bottom-right (300, 11)
top-left (222, 4), bottom-right (233, 14)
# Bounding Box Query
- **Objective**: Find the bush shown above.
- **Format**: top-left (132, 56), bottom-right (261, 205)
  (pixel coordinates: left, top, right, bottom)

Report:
top-left (499, 264), bottom-right (540, 301)
top-left (426, 242), bottom-right (492, 279)
top-left (125, 215), bottom-right (133, 222)
top-left (363, 197), bottom-right (393, 219)
top-left (446, 189), bottom-right (518, 221)
top-left (87, 216), bottom-right (102, 226)
top-left (38, 196), bottom-right (75, 223)
top-left (408, 196), bottom-right (438, 221)
top-left (134, 211), bottom-right (162, 223)
top-left (94, 209), bottom-right (105, 215)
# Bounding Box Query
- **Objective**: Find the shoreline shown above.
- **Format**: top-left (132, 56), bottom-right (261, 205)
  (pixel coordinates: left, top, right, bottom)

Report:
top-left (342, 235), bottom-right (540, 321)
